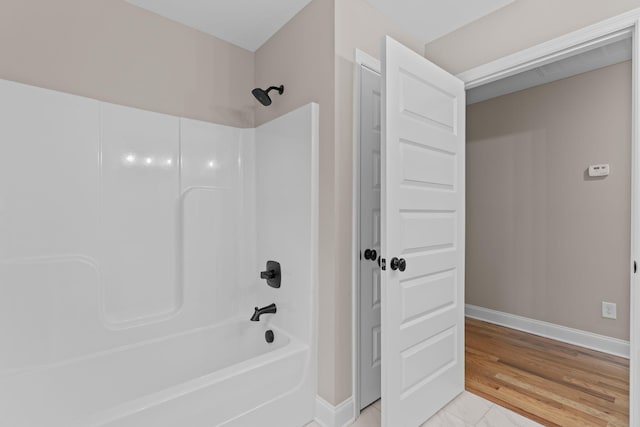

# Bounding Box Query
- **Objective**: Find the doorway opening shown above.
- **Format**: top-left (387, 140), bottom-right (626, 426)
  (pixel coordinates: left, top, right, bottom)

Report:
top-left (352, 22), bottom-right (638, 427)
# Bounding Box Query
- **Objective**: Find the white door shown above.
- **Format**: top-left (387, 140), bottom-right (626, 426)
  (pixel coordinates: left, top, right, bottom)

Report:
top-left (359, 65), bottom-right (382, 410)
top-left (381, 36), bottom-right (465, 426)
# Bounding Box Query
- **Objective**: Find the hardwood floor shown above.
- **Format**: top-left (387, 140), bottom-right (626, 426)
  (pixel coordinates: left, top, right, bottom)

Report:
top-left (465, 317), bottom-right (629, 427)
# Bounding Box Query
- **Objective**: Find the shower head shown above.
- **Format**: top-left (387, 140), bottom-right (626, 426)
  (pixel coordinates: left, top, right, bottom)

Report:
top-left (252, 85), bottom-right (284, 106)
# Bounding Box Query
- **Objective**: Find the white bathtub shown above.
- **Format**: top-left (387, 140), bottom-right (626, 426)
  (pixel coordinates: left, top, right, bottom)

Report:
top-left (0, 319), bottom-right (314, 427)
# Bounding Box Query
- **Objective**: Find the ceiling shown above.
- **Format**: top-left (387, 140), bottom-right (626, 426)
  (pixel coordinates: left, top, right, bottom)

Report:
top-left (127, 0), bottom-right (516, 52)
top-left (365, 0), bottom-right (515, 44)
top-left (126, 0), bottom-right (313, 52)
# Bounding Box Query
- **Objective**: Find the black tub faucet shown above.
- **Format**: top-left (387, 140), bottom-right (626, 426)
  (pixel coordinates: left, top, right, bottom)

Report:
top-left (250, 303), bottom-right (277, 321)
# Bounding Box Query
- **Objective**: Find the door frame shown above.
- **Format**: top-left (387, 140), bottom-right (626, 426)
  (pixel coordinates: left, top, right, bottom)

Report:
top-left (352, 9), bottom-right (640, 424)
top-left (457, 10), bottom-right (640, 426)
top-left (352, 48), bottom-right (382, 418)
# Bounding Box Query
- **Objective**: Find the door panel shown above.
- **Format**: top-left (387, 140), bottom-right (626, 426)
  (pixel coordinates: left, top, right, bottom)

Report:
top-left (359, 65), bottom-right (382, 409)
top-left (381, 36), bottom-right (465, 426)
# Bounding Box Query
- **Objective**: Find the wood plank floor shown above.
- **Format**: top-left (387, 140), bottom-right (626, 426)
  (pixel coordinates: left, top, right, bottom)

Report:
top-left (465, 317), bottom-right (629, 427)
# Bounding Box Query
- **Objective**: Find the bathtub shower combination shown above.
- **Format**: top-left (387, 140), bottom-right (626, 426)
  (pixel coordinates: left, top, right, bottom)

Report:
top-left (0, 80), bottom-right (318, 426)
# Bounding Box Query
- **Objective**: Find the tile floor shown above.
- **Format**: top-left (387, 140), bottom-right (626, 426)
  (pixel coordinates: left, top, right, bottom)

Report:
top-left (306, 391), bottom-right (543, 427)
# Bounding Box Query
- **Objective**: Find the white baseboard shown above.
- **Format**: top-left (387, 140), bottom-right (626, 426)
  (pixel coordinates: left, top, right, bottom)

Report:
top-left (465, 304), bottom-right (630, 359)
top-left (315, 396), bottom-right (355, 427)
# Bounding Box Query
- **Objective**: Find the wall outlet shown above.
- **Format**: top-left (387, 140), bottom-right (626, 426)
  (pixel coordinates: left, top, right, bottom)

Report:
top-left (602, 301), bottom-right (617, 320)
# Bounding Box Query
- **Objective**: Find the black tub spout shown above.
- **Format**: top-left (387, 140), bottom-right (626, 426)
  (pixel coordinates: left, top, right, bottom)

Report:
top-left (250, 303), bottom-right (277, 321)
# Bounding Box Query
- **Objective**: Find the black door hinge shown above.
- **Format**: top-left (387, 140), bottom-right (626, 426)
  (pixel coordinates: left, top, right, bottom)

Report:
top-left (634, 260), bottom-right (637, 274)
top-left (380, 257), bottom-right (386, 271)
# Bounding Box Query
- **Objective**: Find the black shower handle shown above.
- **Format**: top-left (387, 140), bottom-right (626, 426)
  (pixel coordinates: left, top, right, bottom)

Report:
top-left (260, 270), bottom-right (275, 280)
top-left (260, 260), bottom-right (281, 288)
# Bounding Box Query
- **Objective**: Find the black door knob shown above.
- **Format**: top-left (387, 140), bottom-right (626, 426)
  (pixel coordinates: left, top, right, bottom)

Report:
top-left (390, 257), bottom-right (407, 272)
top-left (363, 249), bottom-right (377, 261)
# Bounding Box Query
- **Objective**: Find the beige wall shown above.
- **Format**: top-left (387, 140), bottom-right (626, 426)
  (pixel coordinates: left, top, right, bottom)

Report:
top-left (254, 0), bottom-right (339, 403)
top-left (467, 62), bottom-right (631, 340)
top-left (335, 0), bottom-right (424, 61)
top-left (0, 0), bottom-right (255, 127)
top-left (424, 0), bottom-right (640, 74)
top-left (333, 0), bottom-right (423, 404)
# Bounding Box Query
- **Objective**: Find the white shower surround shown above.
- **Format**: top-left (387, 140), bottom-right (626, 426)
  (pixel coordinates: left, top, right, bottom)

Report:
top-left (0, 79), bottom-right (318, 426)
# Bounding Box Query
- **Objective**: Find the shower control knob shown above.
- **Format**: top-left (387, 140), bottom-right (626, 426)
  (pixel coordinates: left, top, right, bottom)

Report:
top-left (260, 261), bottom-right (281, 288)
top-left (260, 270), bottom-right (275, 280)
top-left (363, 249), bottom-right (377, 261)
top-left (390, 257), bottom-right (407, 272)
